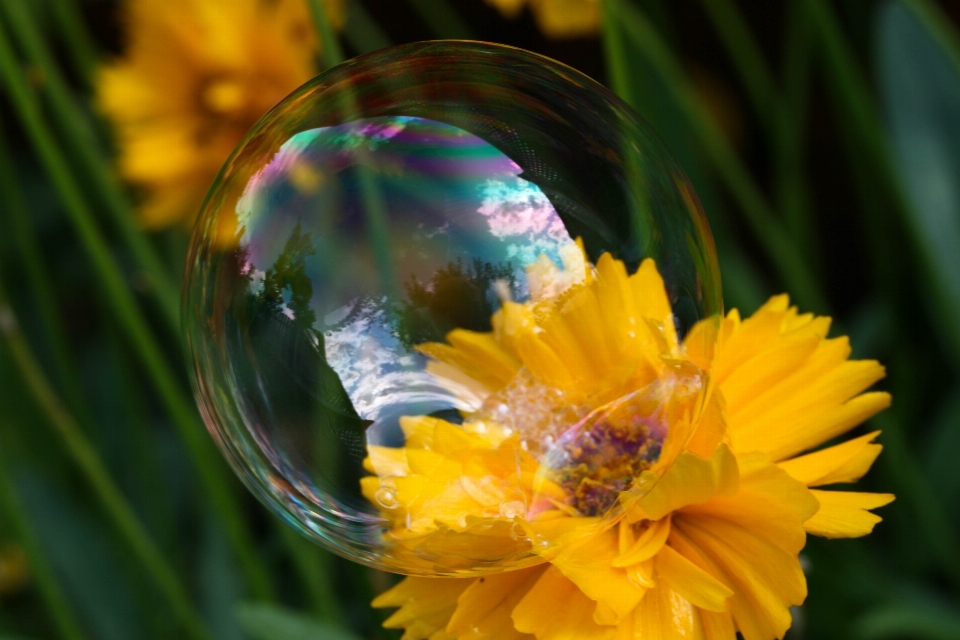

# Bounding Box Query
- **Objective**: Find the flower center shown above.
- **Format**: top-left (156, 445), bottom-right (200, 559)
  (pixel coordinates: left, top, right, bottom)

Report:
top-left (547, 391), bottom-right (665, 516)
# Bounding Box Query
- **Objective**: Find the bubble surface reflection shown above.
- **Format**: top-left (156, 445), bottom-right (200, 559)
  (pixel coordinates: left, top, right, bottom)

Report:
top-left (184, 41), bottom-right (721, 575)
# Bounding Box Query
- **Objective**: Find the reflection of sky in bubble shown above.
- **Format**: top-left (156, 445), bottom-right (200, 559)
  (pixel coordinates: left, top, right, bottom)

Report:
top-left (233, 116), bottom-right (576, 428)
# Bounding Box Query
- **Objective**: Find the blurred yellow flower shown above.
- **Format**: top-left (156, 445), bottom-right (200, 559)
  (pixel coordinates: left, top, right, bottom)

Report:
top-left (98, 0), bottom-right (343, 228)
top-left (487, 0), bottom-right (600, 38)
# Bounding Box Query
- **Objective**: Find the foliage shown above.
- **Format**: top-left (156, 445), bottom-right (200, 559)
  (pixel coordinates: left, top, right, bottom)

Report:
top-left (0, 0), bottom-right (958, 639)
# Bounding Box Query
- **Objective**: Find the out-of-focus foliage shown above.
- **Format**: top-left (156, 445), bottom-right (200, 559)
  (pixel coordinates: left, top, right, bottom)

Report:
top-left (0, 0), bottom-right (958, 639)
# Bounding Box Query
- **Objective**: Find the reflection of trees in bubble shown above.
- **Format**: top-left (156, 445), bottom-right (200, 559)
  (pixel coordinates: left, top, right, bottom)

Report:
top-left (258, 220), bottom-right (318, 330)
top-left (224, 226), bottom-right (370, 507)
top-left (393, 258), bottom-right (514, 349)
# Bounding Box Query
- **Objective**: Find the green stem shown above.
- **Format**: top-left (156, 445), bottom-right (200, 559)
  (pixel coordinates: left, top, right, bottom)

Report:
top-left (617, 0), bottom-right (828, 313)
top-left (0, 434), bottom-right (88, 640)
top-left (407, 0), bottom-right (474, 40)
top-left (0, 287), bottom-right (214, 640)
top-left (0, 17), bottom-right (276, 602)
top-left (308, 0), bottom-right (344, 69)
top-left (696, 0), bottom-right (778, 137)
top-left (48, 0), bottom-right (97, 90)
top-left (0, 0), bottom-right (180, 329)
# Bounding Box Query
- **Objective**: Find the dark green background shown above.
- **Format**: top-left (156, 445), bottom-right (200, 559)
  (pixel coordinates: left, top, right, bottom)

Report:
top-left (1, 0), bottom-right (959, 638)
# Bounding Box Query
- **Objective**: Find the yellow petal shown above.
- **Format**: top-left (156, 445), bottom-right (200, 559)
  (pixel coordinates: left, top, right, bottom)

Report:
top-left (364, 445), bottom-right (408, 476)
top-left (373, 576), bottom-right (470, 640)
top-left (551, 526), bottom-right (648, 625)
top-left (418, 330), bottom-right (520, 392)
top-left (804, 490), bottom-right (896, 538)
top-left (681, 454), bottom-right (819, 552)
top-left (669, 521), bottom-right (801, 640)
top-left (613, 517), bottom-right (671, 567)
top-left (720, 331), bottom-right (822, 415)
top-left (655, 544), bottom-right (733, 612)
top-left (708, 296), bottom-right (891, 460)
top-left (628, 445), bottom-right (739, 522)
top-left (512, 566), bottom-right (616, 640)
top-left (614, 582), bottom-right (707, 640)
top-left (399, 415), bottom-right (444, 449)
top-left (699, 608), bottom-right (737, 640)
top-left (778, 431), bottom-right (883, 487)
top-left (669, 458), bottom-right (814, 640)
top-left (631, 258), bottom-right (679, 351)
top-left (447, 565), bottom-right (541, 639)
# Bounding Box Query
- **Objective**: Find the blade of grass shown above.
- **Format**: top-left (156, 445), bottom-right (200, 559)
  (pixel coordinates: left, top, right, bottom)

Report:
top-left (0, 123), bottom-right (87, 417)
top-left (616, 0), bottom-right (828, 312)
top-left (0, 435), bottom-right (88, 640)
top-left (874, 410), bottom-right (960, 589)
top-left (343, 0), bottom-right (391, 55)
top-left (775, 0), bottom-right (816, 262)
top-left (0, 0), bottom-right (179, 329)
top-left (308, 0), bottom-right (345, 68)
top-left (830, 83), bottom-right (960, 587)
top-left (856, 602), bottom-right (960, 640)
top-left (600, 0), bottom-right (635, 108)
top-left (697, 0), bottom-right (818, 264)
top-left (407, 0), bottom-right (474, 40)
top-left (309, 0), bottom-right (398, 298)
top-left (804, 0), bottom-right (960, 363)
top-left (0, 288), bottom-right (215, 640)
top-left (277, 524), bottom-right (344, 625)
top-left (236, 603), bottom-right (362, 640)
top-left (47, 0), bottom-right (97, 90)
top-left (696, 0), bottom-right (778, 136)
top-left (298, 6), bottom-right (396, 623)
top-left (0, 18), bottom-right (276, 602)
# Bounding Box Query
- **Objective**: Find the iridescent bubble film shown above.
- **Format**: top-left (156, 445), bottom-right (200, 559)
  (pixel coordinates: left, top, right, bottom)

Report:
top-left (184, 41), bottom-right (721, 576)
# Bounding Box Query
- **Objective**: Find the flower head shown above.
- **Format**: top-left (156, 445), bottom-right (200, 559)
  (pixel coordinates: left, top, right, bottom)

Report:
top-left (486, 0), bottom-right (600, 39)
top-left (98, 0), bottom-right (343, 228)
top-left (366, 248), bottom-right (893, 639)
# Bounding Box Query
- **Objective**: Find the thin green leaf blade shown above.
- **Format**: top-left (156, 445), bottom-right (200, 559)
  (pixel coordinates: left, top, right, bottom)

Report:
top-left (856, 602), bottom-right (960, 640)
top-left (235, 603), bottom-right (361, 640)
top-left (877, 1), bottom-right (960, 348)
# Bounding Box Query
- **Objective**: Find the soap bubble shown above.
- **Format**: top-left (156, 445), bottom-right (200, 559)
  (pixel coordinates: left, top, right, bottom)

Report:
top-left (183, 41), bottom-right (721, 576)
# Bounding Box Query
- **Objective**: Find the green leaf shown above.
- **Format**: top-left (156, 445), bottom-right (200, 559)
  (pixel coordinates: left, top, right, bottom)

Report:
top-left (856, 602), bottom-right (960, 640)
top-left (235, 604), bottom-right (361, 640)
top-left (16, 472), bottom-right (146, 640)
top-left (877, 1), bottom-right (960, 354)
top-left (923, 388), bottom-right (960, 520)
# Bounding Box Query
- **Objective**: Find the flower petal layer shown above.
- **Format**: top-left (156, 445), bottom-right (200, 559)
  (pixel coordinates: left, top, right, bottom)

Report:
top-left (705, 296), bottom-right (891, 461)
top-left (373, 576), bottom-right (470, 640)
top-left (778, 431), bottom-right (883, 486)
top-left (803, 490), bottom-right (896, 538)
top-left (512, 565), bottom-right (615, 639)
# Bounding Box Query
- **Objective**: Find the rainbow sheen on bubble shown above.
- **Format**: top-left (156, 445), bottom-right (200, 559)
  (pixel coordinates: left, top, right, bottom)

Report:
top-left (183, 41), bottom-right (721, 576)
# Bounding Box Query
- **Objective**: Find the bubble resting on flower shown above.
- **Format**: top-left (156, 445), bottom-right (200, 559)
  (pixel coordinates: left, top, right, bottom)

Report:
top-left (360, 246), bottom-right (727, 562)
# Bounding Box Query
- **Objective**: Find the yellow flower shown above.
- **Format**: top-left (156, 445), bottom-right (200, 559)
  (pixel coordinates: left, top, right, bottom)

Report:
top-left (98, 0), bottom-right (343, 228)
top-left (486, 0), bottom-right (600, 39)
top-left (367, 249), bottom-right (894, 639)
